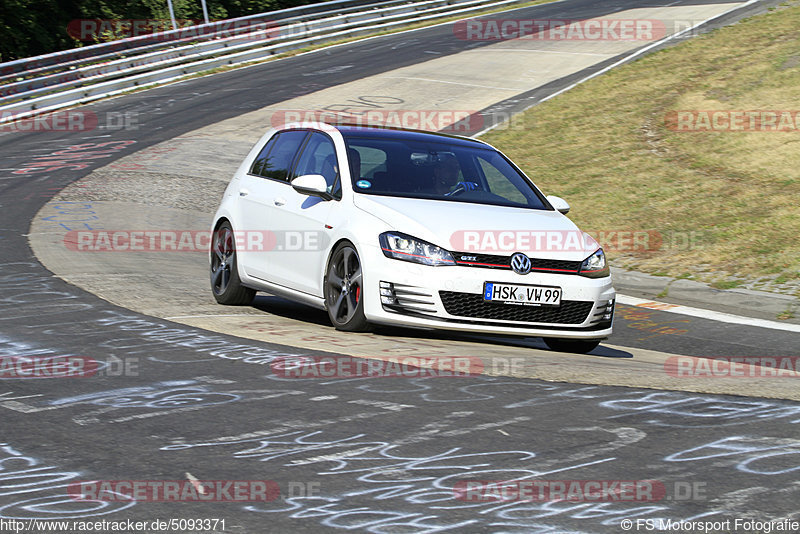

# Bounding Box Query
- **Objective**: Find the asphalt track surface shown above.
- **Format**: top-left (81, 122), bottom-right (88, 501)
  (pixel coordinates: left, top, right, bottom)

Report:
top-left (1, 0), bottom-right (799, 533)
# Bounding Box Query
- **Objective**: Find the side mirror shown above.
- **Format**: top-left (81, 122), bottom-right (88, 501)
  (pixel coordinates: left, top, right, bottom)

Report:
top-left (546, 195), bottom-right (570, 215)
top-left (291, 174), bottom-right (331, 200)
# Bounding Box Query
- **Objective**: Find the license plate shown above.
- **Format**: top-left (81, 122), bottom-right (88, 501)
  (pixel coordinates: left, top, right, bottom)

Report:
top-left (483, 282), bottom-right (562, 307)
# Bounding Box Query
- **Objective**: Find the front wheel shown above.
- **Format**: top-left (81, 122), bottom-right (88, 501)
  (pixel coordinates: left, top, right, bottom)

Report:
top-left (543, 338), bottom-right (602, 354)
top-left (210, 222), bottom-right (255, 305)
top-left (325, 242), bottom-right (369, 332)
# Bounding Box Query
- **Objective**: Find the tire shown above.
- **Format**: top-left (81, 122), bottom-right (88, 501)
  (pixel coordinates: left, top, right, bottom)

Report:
top-left (324, 242), bottom-right (369, 332)
top-left (543, 338), bottom-right (602, 354)
top-left (210, 221), bottom-right (255, 305)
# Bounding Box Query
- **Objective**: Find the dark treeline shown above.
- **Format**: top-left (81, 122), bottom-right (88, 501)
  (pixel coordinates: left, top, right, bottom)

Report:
top-left (0, 0), bottom-right (327, 62)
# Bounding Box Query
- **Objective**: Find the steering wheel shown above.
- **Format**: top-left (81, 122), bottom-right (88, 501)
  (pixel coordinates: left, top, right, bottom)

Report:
top-left (444, 182), bottom-right (467, 197)
top-left (444, 181), bottom-right (479, 197)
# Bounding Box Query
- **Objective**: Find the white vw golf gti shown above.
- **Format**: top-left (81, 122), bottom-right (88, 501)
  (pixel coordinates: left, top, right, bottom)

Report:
top-left (210, 123), bottom-right (614, 353)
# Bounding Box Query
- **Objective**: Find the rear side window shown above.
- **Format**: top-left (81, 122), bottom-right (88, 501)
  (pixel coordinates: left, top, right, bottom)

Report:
top-left (250, 135), bottom-right (278, 177)
top-left (250, 130), bottom-right (307, 181)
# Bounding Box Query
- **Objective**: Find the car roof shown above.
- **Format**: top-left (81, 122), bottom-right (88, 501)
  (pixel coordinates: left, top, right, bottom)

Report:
top-left (335, 124), bottom-right (492, 149)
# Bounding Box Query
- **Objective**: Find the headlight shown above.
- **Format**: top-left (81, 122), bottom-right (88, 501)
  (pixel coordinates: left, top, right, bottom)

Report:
top-left (579, 248), bottom-right (610, 278)
top-left (379, 232), bottom-right (455, 266)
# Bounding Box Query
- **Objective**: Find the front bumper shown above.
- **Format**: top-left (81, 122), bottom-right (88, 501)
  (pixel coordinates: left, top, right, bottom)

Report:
top-left (361, 245), bottom-right (615, 340)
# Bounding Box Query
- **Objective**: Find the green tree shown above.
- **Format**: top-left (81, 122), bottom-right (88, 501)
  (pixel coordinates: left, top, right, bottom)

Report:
top-left (0, 0), bottom-right (326, 61)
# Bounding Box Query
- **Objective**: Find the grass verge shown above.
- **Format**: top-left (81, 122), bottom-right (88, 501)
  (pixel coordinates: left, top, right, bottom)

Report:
top-left (482, 1), bottom-right (800, 296)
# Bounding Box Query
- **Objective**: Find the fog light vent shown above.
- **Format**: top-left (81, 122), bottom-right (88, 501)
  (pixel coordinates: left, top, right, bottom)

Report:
top-left (380, 281), bottom-right (398, 305)
top-left (603, 299), bottom-right (615, 321)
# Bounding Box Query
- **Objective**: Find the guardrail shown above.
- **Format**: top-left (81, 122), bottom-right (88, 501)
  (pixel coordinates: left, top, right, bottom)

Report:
top-left (0, 0), bottom-right (529, 123)
top-left (0, 0), bottom-right (405, 84)
top-left (0, 0), bottom-right (430, 99)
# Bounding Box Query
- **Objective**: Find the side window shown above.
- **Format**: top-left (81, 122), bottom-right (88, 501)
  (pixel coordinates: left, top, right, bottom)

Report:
top-left (250, 134), bottom-right (279, 176)
top-left (348, 144), bottom-right (391, 193)
top-left (250, 130), bottom-right (307, 181)
top-left (293, 132), bottom-right (338, 188)
top-left (357, 146), bottom-right (387, 178)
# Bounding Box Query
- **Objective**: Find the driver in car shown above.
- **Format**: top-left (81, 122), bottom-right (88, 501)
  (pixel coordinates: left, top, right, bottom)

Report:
top-left (433, 154), bottom-right (479, 196)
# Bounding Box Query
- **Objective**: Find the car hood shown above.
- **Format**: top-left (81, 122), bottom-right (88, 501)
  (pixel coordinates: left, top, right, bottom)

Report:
top-left (353, 195), bottom-right (598, 261)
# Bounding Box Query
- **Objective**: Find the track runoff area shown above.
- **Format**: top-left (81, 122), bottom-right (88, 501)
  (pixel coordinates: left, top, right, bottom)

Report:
top-left (3, 0), bottom-right (800, 532)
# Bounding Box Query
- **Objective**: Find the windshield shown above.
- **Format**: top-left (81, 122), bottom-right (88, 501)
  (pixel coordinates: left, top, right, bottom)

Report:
top-left (343, 135), bottom-right (550, 209)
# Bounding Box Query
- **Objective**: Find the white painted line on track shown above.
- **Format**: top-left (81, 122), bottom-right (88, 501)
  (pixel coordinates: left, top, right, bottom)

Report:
top-left (381, 75), bottom-right (520, 91)
top-left (472, 48), bottom-right (611, 56)
top-left (0, 392), bottom-right (44, 401)
top-left (533, 0), bottom-right (760, 107)
top-left (164, 314), bottom-right (264, 319)
top-left (617, 294), bottom-right (800, 333)
top-left (476, 0), bottom-right (759, 135)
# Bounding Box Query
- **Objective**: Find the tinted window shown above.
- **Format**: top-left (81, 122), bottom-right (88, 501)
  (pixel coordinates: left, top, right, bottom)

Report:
top-left (293, 132), bottom-right (338, 188)
top-left (250, 130), bottom-right (307, 181)
top-left (250, 134), bottom-right (279, 177)
top-left (353, 146), bottom-right (386, 178)
top-left (343, 135), bottom-right (548, 209)
top-left (477, 153), bottom-right (530, 205)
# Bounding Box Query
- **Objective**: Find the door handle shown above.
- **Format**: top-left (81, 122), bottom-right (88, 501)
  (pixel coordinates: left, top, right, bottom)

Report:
top-left (239, 189), bottom-right (250, 197)
top-left (274, 198), bottom-right (286, 206)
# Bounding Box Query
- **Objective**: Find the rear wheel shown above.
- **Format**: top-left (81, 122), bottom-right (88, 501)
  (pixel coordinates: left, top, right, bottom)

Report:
top-left (210, 222), bottom-right (255, 305)
top-left (325, 242), bottom-right (369, 332)
top-left (543, 338), bottom-right (602, 354)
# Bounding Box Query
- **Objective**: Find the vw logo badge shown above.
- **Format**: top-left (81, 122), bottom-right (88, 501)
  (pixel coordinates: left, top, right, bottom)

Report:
top-left (510, 253), bottom-right (532, 275)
